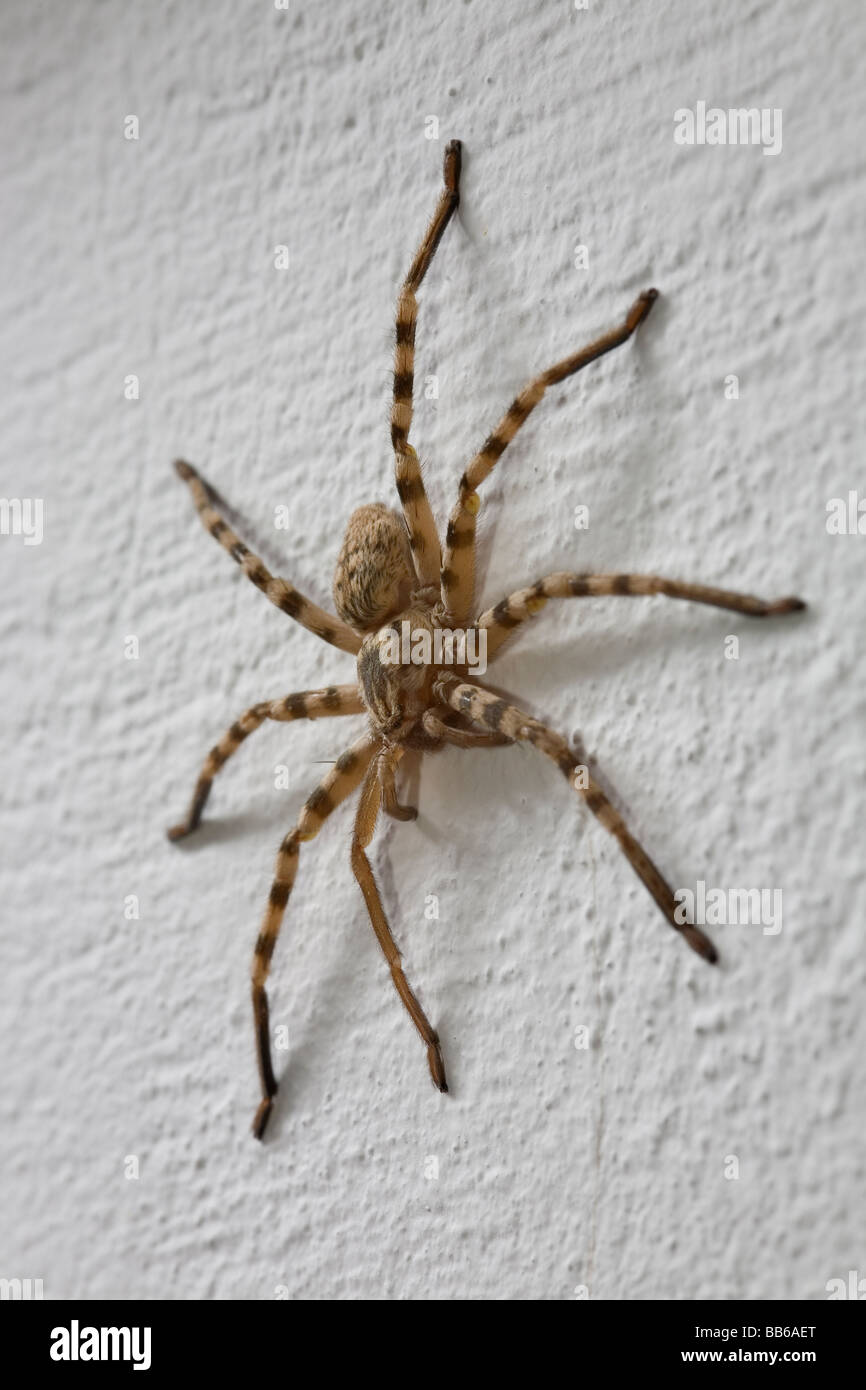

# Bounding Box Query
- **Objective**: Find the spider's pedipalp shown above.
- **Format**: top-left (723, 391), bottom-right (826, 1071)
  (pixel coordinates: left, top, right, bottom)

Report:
top-left (174, 459), bottom-right (361, 654)
top-left (166, 685), bottom-right (365, 841)
top-left (478, 571), bottom-right (807, 660)
top-left (378, 747), bottom-right (418, 820)
top-left (251, 734), bottom-right (377, 1139)
top-left (440, 290), bottom-right (658, 621)
top-left (432, 672), bottom-right (718, 965)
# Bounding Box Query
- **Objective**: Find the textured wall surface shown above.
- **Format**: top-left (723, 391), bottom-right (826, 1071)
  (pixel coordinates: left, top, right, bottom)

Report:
top-left (1, 0), bottom-right (863, 1301)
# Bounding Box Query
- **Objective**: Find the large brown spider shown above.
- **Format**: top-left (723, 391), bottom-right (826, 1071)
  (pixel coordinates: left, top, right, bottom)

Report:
top-left (168, 141), bottom-right (805, 1140)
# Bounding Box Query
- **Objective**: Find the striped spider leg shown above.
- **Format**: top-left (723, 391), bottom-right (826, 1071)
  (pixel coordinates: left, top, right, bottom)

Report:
top-left (250, 736), bottom-right (377, 1139)
top-left (173, 459), bottom-right (361, 654)
top-left (477, 573), bottom-right (806, 661)
top-left (391, 138), bottom-right (462, 596)
top-left (166, 685), bottom-right (365, 842)
top-left (440, 288), bottom-right (659, 622)
top-left (441, 573), bottom-right (805, 962)
top-left (432, 672), bottom-right (721, 962)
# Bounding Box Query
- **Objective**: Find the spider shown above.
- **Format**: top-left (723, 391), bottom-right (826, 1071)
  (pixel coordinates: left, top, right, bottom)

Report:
top-left (168, 141), bottom-right (806, 1140)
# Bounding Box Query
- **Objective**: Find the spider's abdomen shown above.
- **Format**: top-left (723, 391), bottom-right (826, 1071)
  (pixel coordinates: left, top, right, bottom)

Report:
top-left (333, 503), bottom-right (414, 632)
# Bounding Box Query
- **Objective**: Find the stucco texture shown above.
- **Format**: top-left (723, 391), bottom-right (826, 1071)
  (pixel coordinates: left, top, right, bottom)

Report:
top-left (1, 0), bottom-right (863, 1300)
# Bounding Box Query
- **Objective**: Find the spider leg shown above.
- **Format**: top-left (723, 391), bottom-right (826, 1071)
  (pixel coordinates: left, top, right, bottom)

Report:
top-left (174, 460), bottom-right (361, 655)
top-left (351, 753), bottom-right (448, 1092)
top-left (422, 707), bottom-right (512, 748)
top-left (166, 685), bottom-right (365, 841)
top-left (392, 140), bottom-right (462, 589)
top-left (251, 734), bottom-right (377, 1139)
top-left (440, 289), bottom-right (658, 621)
top-left (478, 572), bottom-right (807, 660)
top-left (432, 672), bottom-right (718, 964)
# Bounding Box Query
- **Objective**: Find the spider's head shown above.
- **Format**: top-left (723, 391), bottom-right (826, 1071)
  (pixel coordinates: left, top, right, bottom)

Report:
top-left (357, 608), bottom-right (436, 740)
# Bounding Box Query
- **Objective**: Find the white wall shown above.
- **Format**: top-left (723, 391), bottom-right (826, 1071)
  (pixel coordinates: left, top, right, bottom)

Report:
top-left (1, 0), bottom-right (863, 1301)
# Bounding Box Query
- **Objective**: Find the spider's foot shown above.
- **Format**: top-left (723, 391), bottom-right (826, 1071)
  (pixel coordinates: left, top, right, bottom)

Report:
top-left (682, 924), bottom-right (719, 965)
top-left (173, 457), bottom-right (222, 506)
top-left (444, 139), bottom-right (462, 199)
top-left (252, 1095), bottom-right (275, 1141)
top-left (166, 821), bottom-right (194, 842)
top-left (428, 1040), bottom-right (449, 1093)
top-left (761, 596), bottom-right (807, 616)
top-left (626, 288), bottom-right (659, 332)
top-left (387, 801), bottom-right (418, 823)
top-left (166, 785), bottom-right (210, 842)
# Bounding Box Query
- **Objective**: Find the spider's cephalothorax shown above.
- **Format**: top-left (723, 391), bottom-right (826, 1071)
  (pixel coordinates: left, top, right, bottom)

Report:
top-left (168, 141), bottom-right (806, 1141)
top-left (356, 607), bottom-right (438, 739)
